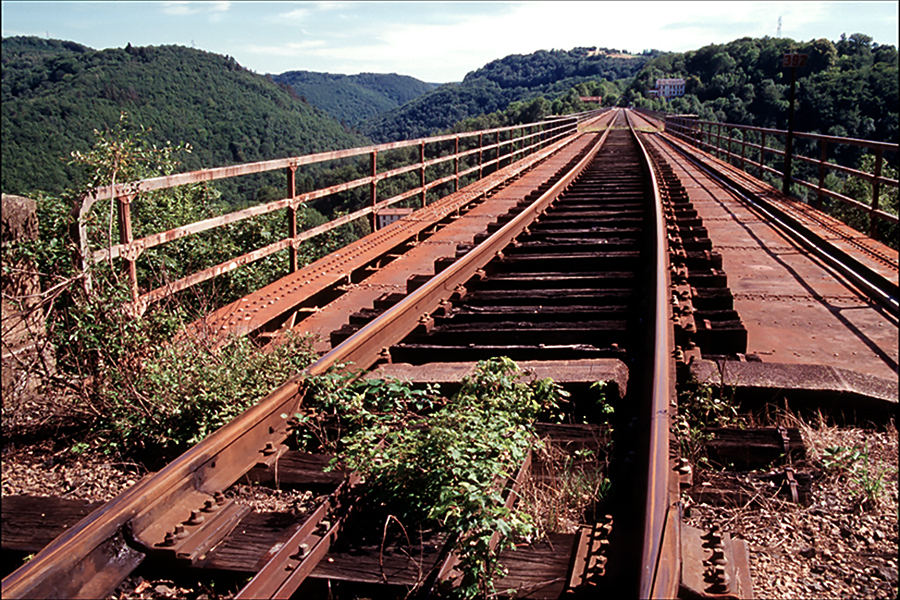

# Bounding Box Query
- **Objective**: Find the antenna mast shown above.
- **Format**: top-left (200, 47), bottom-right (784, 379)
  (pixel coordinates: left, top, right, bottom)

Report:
top-left (777, 16), bottom-right (782, 38)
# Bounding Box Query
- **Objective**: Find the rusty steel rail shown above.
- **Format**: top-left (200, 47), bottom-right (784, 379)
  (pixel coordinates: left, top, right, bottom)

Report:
top-left (627, 111), bottom-right (679, 599)
top-left (77, 109), bottom-right (608, 313)
top-left (2, 124), bottom-right (612, 600)
top-left (0, 372), bottom-right (306, 598)
top-left (305, 130), bottom-right (611, 375)
top-left (664, 115), bottom-right (899, 238)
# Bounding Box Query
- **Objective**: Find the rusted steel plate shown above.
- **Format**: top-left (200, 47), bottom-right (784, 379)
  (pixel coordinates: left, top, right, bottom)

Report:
top-left (647, 133), bottom-right (898, 380)
top-left (659, 132), bottom-right (899, 280)
top-left (235, 471), bottom-right (362, 599)
top-left (680, 524), bottom-right (753, 598)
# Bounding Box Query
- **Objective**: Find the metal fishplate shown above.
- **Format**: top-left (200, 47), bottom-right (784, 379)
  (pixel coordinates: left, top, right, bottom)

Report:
top-left (680, 523), bottom-right (753, 599)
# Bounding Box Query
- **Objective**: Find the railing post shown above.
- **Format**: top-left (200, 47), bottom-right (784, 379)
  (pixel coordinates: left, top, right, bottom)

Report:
top-left (725, 129), bottom-right (734, 165)
top-left (740, 129), bottom-right (747, 171)
top-left (496, 131), bottom-right (501, 169)
top-left (419, 141), bottom-right (426, 208)
top-left (759, 131), bottom-right (766, 179)
top-left (716, 123), bottom-right (722, 159)
top-left (478, 132), bottom-right (484, 179)
top-left (783, 65), bottom-right (798, 196)
top-left (74, 195), bottom-right (94, 295)
top-left (870, 148), bottom-right (884, 237)
top-left (116, 193), bottom-right (139, 307)
top-left (371, 150), bottom-right (378, 230)
top-left (816, 140), bottom-right (828, 210)
top-left (286, 166), bottom-right (298, 273)
top-left (454, 136), bottom-right (460, 192)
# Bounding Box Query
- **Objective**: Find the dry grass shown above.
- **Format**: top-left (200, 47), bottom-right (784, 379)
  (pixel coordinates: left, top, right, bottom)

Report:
top-left (519, 437), bottom-right (610, 538)
top-left (686, 407), bottom-right (899, 599)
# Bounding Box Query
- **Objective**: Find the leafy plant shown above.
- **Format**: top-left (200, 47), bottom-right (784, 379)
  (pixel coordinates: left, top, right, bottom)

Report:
top-left (821, 445), bottom-right (862, 472)
top-left (4, 114), bottom-right (327, 460)
top-left (292, 368), bottom-right (440, 454)
top-left (96, 330), bottom-right (318, 458)
top-left (301, 357), bottom-right (566, 598)
top-left (822, 443), bottom-right (886, 509)
top-left (674, 381), bottom-right (739, 467)
top-left (591, 380), bottom-right (615, 424)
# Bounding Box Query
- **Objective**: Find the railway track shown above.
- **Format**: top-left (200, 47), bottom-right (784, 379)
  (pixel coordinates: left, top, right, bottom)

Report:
top-left (3, 109), bottom-right (763, 599)
top-left (644, 115), bottom-right (899, 318)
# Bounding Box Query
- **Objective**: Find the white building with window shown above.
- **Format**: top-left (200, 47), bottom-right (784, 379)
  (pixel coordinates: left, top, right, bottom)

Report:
top-left (648, 78), bottom-right (685, 101)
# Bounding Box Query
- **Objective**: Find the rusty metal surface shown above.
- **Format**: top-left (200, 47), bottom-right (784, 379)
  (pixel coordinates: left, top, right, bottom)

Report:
top-left (629, 112), bottom-right (679, 600)
top-left (568, 516), bottom-right (615, 590)
top-left (3, 109), bottom-right (801, 600)
top-left (662, 131), bottom-right (898, 279)
top-left (293, 134), bottom-right (605, 353)
top-left (304, 129), bottom-right (609, 376)
top-left (1, 377), bottom-right (305, 599)
top-left (82, 117), bottom-right (592, 205)
top-left (81, 113), bottom-right (608, 312)
top-left (1, 116), bottom-right (619, 600)
top-left (680, 524), bottom-right (753, 599)
top-left (235, 470), bottom-right (362, 599)
top-left (644, 133), bottom-right (899, 381)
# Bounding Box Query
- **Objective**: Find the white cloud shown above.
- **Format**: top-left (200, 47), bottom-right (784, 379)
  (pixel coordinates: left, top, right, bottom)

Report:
top-left (162, 2), bottom-right (200, 16)
top-left (244, 40), bottom-right (328, 57)
top-left (278, 8), bottom-right (310, 22)
top-left (162, 1), bottom-right (231, 17)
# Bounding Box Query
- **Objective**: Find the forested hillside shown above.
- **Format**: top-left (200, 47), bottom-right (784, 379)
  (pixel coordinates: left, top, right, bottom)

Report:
top-left (271, 70), bottom-right (437, 127)
top-left (628, 34), bottom-right (898, 143)
top-left (360, 47), bottom-right (656, 141)
top-left (1, 37), bottom-right (370, 200)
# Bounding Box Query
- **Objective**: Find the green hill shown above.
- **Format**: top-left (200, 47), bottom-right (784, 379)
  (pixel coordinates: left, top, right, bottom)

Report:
top-left (627, 34), bottom-right (898, 144)
top-left (360, 47), bottom-right (656, 141)
top-left (271, 70), bottom-right (438, 127)
top-left (1, 37), bottom-right (370, 200)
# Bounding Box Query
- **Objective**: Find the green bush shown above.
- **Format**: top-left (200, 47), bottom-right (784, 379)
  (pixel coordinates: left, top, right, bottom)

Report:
top-left (298, 357), bottom-right (568, 598)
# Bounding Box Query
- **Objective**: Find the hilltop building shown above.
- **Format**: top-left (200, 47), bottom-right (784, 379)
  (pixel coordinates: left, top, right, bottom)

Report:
top-left (648, 78), bottom-right (685, 101)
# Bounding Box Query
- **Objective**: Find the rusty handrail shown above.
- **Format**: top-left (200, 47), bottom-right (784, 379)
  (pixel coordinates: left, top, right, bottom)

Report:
top-left (664, 115), bottom-right (898, 239)
top-left (76, 109), bottom-right (609, 312)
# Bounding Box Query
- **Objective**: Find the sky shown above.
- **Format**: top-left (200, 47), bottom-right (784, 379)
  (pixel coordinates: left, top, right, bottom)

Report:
top-left (2, 1), bottom-right (898, 83)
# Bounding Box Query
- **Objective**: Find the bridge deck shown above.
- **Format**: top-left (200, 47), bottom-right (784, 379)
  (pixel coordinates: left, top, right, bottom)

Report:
top-left (647, 133), bottom-right (897, 383)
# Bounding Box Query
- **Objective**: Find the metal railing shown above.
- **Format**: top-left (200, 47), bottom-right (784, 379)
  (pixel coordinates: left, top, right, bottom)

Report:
top-left (75, 109), bottom-right (608, 314)
top-left (663, 115), bottom-right (898, 240)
